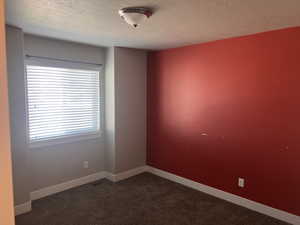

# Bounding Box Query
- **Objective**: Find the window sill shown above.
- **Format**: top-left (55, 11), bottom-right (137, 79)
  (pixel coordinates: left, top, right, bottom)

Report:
top-left (28, 132), bottom-right (103, 149)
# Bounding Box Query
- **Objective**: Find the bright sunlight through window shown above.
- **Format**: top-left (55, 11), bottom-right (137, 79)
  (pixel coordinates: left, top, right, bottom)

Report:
top-left (26, 65), bottom-right (101, 145)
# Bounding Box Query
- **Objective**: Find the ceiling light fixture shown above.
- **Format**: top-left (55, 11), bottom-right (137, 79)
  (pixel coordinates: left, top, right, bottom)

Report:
top-left (119, 7), bottom-right (152, 28)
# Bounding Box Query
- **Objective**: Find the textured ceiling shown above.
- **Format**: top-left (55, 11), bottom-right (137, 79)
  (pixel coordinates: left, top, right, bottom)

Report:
top-left (5, 0), bottom-right (300, 50)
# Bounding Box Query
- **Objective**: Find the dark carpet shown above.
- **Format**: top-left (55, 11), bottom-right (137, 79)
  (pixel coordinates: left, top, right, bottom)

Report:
top-left (16, 173), bottom-right (290, 225)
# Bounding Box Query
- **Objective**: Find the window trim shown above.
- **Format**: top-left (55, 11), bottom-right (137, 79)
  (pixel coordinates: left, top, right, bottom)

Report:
top-left (24, 57), bottom-right (105, 148)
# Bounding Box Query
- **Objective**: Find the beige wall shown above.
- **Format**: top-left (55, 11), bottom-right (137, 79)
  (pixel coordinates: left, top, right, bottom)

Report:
top-left (0, 0), bottom-right (15, 224)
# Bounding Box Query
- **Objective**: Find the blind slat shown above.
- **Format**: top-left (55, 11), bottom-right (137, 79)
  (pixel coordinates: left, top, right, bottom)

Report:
top-left (26, 65), bottom-right (101, 143)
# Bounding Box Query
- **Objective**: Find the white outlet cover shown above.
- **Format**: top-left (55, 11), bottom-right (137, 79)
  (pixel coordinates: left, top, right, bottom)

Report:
top-left (83, 161), bottom-right (89, 169)
top-left (238, 178), bottom-right (245, 188)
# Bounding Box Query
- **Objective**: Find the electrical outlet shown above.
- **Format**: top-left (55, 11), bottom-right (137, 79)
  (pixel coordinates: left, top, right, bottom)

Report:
top-left (238, 178), bottom-right (245, 188)
top-left (83, 161), bottom-right (89, 169)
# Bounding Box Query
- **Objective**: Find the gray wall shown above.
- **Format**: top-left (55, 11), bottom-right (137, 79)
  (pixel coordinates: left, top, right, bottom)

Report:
top-left (104, 47), bottom-right (116, 173)
top-left (23, 35), bottom-right (106, 191)
top-left (7, 27), bottom-right (106, 204)
top-left (114, 47), bottom-right (147, 173)
top-left (7, 28), bottom-right (147, 206)
top-left (104, 47), bottom-right (147, 173)
top-left (24, 34), bottom-right (105, 64)
top-left (6, 26), bottom-right (31, 205)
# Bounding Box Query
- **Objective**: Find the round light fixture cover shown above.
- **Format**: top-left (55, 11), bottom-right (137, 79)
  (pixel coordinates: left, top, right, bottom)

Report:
top-left (119, 7), bottom-right (152, 28)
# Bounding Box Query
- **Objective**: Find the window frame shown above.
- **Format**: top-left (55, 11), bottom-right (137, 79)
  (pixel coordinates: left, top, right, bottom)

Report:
top-left (24, 57), bottom-right (104, 148)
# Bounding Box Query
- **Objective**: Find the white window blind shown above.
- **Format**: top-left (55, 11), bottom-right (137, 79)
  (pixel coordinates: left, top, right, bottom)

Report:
top-left (26, 65), bottom-right (101, 144)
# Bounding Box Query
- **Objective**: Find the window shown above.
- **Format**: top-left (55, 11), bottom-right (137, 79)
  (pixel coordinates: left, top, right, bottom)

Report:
top-left (25, 59), bottom-right (102, 146)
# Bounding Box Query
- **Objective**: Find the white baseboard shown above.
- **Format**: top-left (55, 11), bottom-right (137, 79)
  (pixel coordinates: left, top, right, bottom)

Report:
top-left (17, 165), bottom-right (299, 224)
top-left (17, 168), bottom-right (147, 216)
top-left (30, 171), bottom-right (107, 201)
top-left (15, 201), bottom-right (32, 216)
top-left (106, 166), bottom-right (148, 182)
top-left (147, 166), bottom-right (300, 225)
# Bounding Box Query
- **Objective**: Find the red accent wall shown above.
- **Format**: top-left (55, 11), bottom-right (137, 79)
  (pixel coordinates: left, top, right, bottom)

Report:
top-left (147, 27), bottom-right (300, 216)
